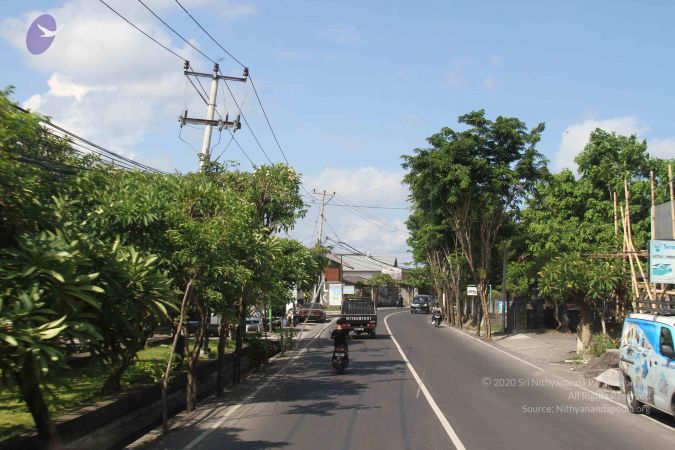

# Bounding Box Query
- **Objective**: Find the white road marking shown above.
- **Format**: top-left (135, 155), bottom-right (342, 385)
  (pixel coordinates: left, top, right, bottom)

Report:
top-left (384, 312), bottom-right (467, 450)
top-left (184, 320), bottom-right (335, 448)
top-left (445, 323), bottom-right (675, 432)
top-left (448, 326), bottom-right (545, 372)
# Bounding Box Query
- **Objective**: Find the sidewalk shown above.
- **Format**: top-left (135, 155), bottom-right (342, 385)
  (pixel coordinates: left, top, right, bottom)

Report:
top-left (493, 331), bottom-right (578, 366)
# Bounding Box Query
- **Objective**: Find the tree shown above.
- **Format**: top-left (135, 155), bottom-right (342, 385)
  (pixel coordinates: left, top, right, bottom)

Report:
top-left (539, 254), bottom-right (621, 352)
top-left (403, 110), bottom-right (547, 339)
top-left (0, 231), bottom-right (104, 445)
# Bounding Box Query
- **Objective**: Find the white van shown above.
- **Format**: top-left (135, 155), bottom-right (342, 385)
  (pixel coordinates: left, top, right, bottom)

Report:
top-left (619, 313), bottom-right (675, 417)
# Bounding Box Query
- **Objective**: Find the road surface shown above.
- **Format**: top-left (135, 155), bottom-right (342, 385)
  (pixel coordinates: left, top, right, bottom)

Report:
top-left (140, 310), bottom-right (675, 450)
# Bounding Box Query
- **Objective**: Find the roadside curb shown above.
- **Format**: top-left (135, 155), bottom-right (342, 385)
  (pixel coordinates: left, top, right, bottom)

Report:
top-left (125, 320), bottom-right (335, 449)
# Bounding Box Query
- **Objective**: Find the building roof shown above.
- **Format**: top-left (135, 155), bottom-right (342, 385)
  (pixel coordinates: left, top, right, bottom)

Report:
top-left (339, 254), bottom-right (397, 272)
top-left (342, 275), bottom-right (370, 285)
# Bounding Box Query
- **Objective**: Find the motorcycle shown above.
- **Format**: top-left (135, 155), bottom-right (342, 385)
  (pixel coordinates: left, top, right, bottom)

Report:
top-left (432, 311), bottom-right (442, 327)
top-left (332, 345), bottom-right (349, 374)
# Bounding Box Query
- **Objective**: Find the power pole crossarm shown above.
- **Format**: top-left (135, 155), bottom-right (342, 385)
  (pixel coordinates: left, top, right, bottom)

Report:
top-left (314, 189), bottom-right (335, 245)
top-left (180, 62), bottom-right (247, 169)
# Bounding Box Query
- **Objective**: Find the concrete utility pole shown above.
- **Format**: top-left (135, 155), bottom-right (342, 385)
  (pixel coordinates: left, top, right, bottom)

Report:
top-left (180, 62), bottom-right (247, 170)
top-left (314, 189), bottom-right (335, 245)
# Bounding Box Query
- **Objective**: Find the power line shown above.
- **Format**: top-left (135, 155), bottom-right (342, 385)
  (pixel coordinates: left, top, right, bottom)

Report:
top-left (308, 201), bottom-right (409, 210)
top-left (222, 76), bottom-right (274, 165)
top-left (328, 238), bottom-right (396, 268)
top-left (334, 193), bottom-right (408, 237)
top-left (170, 1), bottom-right (290, 167)
top-left (173, 0), bottom-right (246, 69)
top-left (136, 0), bottom-right (216, 65)
top-left (97, 0), bottom-right (186, 62)
top-left (13, 104), bottom-right (165, 173)
top-left (249, 75), bottom-right (289, 165)
top-left (226, 129), bottom-right (256, 167)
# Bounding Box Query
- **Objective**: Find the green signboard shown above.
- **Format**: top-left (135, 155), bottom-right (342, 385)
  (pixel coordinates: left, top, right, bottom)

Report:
top-left (649, 240), bottom-right (675, 284)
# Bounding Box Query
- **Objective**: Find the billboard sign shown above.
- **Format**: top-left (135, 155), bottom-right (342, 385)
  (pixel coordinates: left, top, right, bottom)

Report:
top-left (649, 240), bottom-right (675, 284)
top-left (343, 285), bottom-right (355, 295)
top-left (328, 283), bottom-right (343, 306)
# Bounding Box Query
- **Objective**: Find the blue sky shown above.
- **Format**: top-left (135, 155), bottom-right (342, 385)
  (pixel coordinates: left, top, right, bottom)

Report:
top-left (2, 0), bottom-right (675, 264)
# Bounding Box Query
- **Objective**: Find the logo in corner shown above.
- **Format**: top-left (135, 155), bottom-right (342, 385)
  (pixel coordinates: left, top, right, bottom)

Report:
top-left (26, 14), bottom-right (57, 55)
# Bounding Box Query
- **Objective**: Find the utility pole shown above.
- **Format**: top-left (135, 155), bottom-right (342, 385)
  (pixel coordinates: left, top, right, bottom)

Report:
top-left (180, 61), bottom-right (247, 169)
top-left (314, 189), bottom-right (335, 245)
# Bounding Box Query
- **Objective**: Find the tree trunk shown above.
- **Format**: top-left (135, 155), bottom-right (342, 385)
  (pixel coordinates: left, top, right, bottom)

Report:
top-left (577, 301), bottom-right (593, 354)
top-left (162, 278), bottom-right (194, 432)
top-left (478, 282), bottom-right (492, 340)
top-left (186, 295), bottom-right (207, 413)
top-left (18, 354), bottom-right (61, 447)
top-left (102, 356), bottom-right (134, 394)
top-left (216, 314), bottom-right (228, 397)
top-left (233, 293), bottom-right (245, 385)
top-left (554, 302), bottom-right (562, 330)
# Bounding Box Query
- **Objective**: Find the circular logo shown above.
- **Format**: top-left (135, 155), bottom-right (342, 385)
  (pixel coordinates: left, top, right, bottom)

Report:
top-left (26, 14), bottom-right (57, 55)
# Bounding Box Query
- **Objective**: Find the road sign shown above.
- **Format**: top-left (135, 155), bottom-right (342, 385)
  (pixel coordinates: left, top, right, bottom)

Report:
top-left (649, 239), bottom-right (675, 283)
top-left (467, 285), bottom-right (478, 296)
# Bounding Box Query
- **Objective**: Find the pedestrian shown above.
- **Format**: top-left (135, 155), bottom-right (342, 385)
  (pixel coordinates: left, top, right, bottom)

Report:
top-left (397, 295), bottom-right (404, 309)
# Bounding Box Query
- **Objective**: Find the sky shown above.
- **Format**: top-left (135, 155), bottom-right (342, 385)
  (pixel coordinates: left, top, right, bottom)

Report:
top-left (2, 0), bottom-right (675, 266)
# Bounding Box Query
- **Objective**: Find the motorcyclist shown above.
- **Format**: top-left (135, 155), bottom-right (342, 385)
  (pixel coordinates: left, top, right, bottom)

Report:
top-left (331, 318), bottom-right (350, 360)
top-left (430, 306), bottom-right (443, 325)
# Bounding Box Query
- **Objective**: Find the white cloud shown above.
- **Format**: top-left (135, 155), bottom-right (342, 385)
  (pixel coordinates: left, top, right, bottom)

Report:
top-left (303, 166), bottom-right (408, 206)
top-left (291, 167), bottom-right (411, 262)
top-left (1, 0), bottom-right (252, 162)
top-left (552, 116), bottom-right (647, 172)
top-left (648, 138), bottom-right (675, 159)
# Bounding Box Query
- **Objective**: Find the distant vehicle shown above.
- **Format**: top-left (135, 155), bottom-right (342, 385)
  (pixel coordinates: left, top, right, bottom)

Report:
top-left (297, 303), bottom-right (326, 323)
top-left (341, 298), bottom-right (377, 338)
top-left (619, 313), bottom-right (675, 417)
top-left (432, 309), bottom-right (442, 327)
top-left (245, 317), bottom-right (264, 334)
top-left (411, 295), bottom-right (431, 314)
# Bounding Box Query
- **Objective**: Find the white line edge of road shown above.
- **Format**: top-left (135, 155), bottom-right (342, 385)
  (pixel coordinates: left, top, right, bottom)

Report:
top-left (384, 312), bottom-right (467, 450)
top-left (184, 319), bottom-right (337, 449)
top-left (446, 324), bottom-right (675, 432)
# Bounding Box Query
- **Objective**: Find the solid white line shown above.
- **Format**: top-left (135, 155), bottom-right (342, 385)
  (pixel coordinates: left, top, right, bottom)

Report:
top-left (446, 325), bottom-right (675, 432)
top-left (448, 326), bottom-right (545, 372)
top-left (184, 320), bottom-right (335, 448)
top-left (384, 312), bottom-right (467, 450)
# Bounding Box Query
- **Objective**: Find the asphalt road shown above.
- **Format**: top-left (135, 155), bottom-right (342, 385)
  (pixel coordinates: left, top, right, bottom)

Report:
top-left (141, 309), bottom-right (675, 450)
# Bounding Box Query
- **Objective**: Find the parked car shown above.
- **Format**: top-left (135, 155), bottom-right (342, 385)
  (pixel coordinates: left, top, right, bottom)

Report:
top-left (410, 295), bottom-right (431, 314)
top-left (297, 303), bottom-right (326, 323)
top-left (619, 312), bottom-right (675, 417)
top-left (245, 317), bottom-right (264, 334)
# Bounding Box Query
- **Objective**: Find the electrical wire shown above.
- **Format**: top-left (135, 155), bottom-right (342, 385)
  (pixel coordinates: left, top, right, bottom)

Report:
top-left (168, 1), bottom-right (290, 167)
top-left (307, 201), bottom-right (409, 210)
top-left (222, 77), bottom-right (274, 164)
top-left (249, 75), bottom-right (289, 165)
top-left (173, 0), bottom-right (246, 69)
top-left (226, 129), bottom-right (256, 167)
top-left (13, 104), bottom-right (164, 173)
top-left (213, 133), bottom-right (235, 163)
top-left (97, 0), bottom-right (186, 62)
top-left (136, 0), bottom-right (217, 65)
